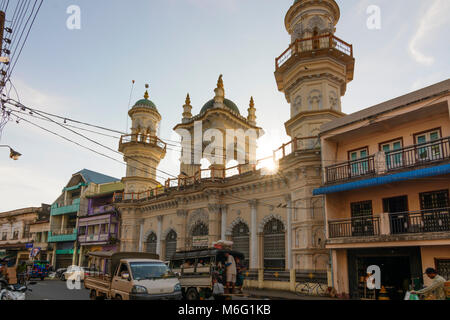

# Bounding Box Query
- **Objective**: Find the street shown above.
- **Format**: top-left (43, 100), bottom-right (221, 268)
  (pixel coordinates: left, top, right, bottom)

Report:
top-left (26, 279), bottom-right (90, 300)
top-left (24, 279), bottom-right (260, 300)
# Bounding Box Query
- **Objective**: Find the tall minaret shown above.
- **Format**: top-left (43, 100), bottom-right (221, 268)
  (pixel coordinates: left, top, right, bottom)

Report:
top-left (275, 0), bottom-right (355, 139)
top-left (119, 84), bottom-right (166, 194)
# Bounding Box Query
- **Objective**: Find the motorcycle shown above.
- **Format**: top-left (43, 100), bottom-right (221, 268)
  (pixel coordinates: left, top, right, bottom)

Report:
top-left (0, 277), bottom-right (36, 300)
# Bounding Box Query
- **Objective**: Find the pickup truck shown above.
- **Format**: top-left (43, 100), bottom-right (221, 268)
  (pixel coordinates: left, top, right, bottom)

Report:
top-left (84, 251), bottom-right (182, 300)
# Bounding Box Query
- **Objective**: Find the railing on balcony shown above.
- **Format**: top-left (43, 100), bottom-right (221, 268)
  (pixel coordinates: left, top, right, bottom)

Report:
top-left (119, 133), bottom-right (167, 152)
top-left (91, 204), bottom-right (116, 215)
top-left (328, 215), bottom-right (380, 238)
top-left (114, 137), bottom-right (319, 203)
top-left (326, 156), bottom-right (375, 184)
top-left (390, 208), bottom-right (450, 234)
top-left (276, 34), bottom-right (353, 69)
top-left (51, 228), bottom-right (76, 236)
top-left (386, 137), bottom-right (450, 171)
top-left (78, 233), bottom-right (115, 243)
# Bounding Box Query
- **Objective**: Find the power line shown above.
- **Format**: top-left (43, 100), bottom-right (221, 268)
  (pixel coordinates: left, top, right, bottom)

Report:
top-left (11, 112), bottom-right (171, 182)
top-left (7, 103), bottom-right (177, 179)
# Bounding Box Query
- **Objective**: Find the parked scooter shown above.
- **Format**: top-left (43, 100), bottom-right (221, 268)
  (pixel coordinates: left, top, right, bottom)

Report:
top-left (0, 277), bottom-right (36, 300)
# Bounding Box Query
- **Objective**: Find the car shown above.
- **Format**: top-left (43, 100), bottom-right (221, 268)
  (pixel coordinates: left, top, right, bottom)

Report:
top-left (56, 268), bottom-right (67, 281)
top-left (63, 265), bottom-right (85, 281)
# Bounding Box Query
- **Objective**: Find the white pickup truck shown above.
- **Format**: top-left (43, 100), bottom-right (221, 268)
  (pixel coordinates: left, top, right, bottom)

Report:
top-left (84, 251), bottom-right (182, 300)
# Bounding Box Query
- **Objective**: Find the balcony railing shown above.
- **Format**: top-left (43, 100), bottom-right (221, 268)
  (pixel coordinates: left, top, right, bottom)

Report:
top-left (78, 233), bottom-right (115, 243)
top-left (326, 156), bottom-right (375, 184)
top-left (328, 215), bottom-right (380, 238)
top-left (119, 133), bottom-right (167, 152)
top-left (386, 137), bottom-right (450, 171)
top-left (390, 208), bottom-right (450, 234)
top-left (276, 34), bottom-right (353, 69)
top-left (91, 204), bottom-right (116, 215)
top-left (48, 228), bottom-right (78, 242)
top-left (114, 137), bottom-right (320, 203)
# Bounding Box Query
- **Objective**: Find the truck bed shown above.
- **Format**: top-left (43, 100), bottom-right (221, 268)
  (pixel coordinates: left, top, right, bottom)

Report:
top-left (84, 274), bottom-right (112, 295)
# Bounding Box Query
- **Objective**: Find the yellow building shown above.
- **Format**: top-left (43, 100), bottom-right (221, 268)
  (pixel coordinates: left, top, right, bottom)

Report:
top-left (114, 0), bottom-right (355, 291)
top-left (314, 79), bottom-right (450, 299)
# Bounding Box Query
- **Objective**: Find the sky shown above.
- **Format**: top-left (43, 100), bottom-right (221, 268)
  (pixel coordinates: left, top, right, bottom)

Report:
top-left (0, 0), bottom-right (449, 211)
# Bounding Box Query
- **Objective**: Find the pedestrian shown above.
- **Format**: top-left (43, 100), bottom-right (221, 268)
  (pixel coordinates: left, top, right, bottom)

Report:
top-left (212, 276), bottom-right (225, 301)
top-left (224, 252), bottom-right (236, 294)
top-left (235, 257), bottom-right (246, 294)
top-left (16, 262), bottom-right (27, 285)
top-left (411, 268), bottom-right (447, 300)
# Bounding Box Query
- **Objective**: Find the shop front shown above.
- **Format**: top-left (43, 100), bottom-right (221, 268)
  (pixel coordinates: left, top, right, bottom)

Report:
top-left (347, 247), bottom-right (423, 300)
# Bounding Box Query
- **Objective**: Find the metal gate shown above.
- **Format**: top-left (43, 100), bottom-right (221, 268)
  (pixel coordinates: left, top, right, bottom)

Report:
top-left (263, 218), bottom-right (285, 270)
top-left (436, 259), bottom-right (450, 280)
top-left (232, 222), bottom-right (249, 267)
top-left (165, 230), bottom-right (177, 260)
top-left (189, 222), bottom-right (209, 249)
top-left (146, 232), bottom-right (157, 254)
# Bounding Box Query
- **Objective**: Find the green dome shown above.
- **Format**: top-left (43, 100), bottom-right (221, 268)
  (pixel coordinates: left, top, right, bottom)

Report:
top-left (200, 98), bottom-right (240, 115)
top-left (133, 98), bottom-right (157, 111)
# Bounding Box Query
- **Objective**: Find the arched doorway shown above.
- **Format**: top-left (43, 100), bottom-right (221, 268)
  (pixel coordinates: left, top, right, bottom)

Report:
top-left (191, 222), bottom-right (209, 249)
top-left (263, 218), bottom-right (285, 270)
top-left (165, 230), bottom-right (177, 260)
top-left (145, 232), bottom-right (157, 254)
top-left (232, 222), bottom-right (249, 267)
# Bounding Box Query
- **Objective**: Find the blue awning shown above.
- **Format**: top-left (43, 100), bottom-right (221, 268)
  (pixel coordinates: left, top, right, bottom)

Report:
top-left (313, 163), bottom-right (450, 196)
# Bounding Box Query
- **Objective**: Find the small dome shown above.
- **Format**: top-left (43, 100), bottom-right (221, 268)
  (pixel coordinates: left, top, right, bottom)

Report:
top-left (133, 98), bottom-right (158, 111)
top-left (200, 98), bottom-right (240, 115)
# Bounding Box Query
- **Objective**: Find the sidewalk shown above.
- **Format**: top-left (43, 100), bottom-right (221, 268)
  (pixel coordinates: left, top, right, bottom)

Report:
top-left (244, 288), bottom-right (337, 300)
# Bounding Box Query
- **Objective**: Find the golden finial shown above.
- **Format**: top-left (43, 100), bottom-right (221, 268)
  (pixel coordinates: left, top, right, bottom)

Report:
top-left (144, 84), bottom-right (149, 99)
top-left (185, 93), bottom-right (191, 105)
top-left (249, 96), bottom-right (255, 108)
top-left (217, 74), bottom-right (224, 89)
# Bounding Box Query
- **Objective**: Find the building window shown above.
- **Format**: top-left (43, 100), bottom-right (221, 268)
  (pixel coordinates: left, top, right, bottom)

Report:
top-left (12, 229), bottom-right (19, 240)
top-left (79, 226), bottom-right (86, 236)
top-left (263, 218), bottom-right (285, 270)
top-left (231, 223), bottom-right (249, 267)
top-left (420, 190), bottom-right (449, 210)
top-left (349, 147), bottom-right (370, 176)
top-left (110, 223), bottom-right (117, 234)
top-left (2, 232), bottom-right (7, 241)
top-left (146, 232), bottom-right (157, 254)
top-left (351, 201), bottom-right (375, 236)
top-left (435, 259), bottom-right (450, 281)
top-left (415, 129), bottom-right (442, 161)
top-left (165, 230), bottom-right (177, 260)
top-left (381, 139), bottom-right (403, 169)
top-left (100, 224), bottom-right (108, 234)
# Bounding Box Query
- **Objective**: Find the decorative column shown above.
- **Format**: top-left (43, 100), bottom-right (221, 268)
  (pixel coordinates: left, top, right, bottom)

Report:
top-left (221, 205), bottom-right (228, 240)
top-left (176, 210), bottom-right (188, 250)
top-left (285, 194), bottom-right (293, 270)
top-left (156, 216), bottom-right (163, 256)
top-left (138, 219), bottom-right (144, 252)
top-left (249, 200), bottom-right (258, 269)
top-left (208, 204), bottom-right (221, 245)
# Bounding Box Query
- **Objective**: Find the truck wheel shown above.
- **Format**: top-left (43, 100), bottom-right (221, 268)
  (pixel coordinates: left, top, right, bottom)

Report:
top-left (41, 277), bottom-right (45, 281)
top-left (89, 290), bottom-right (97, 300)
top-left (186, 288), bottom-right (199, 301)
top-left (115, 294), bottom-right (122, 300)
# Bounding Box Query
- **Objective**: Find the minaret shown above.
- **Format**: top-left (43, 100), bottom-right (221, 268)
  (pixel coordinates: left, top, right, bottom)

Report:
top-left (119, 84), bottom-right (166, 194)
top-left (274, 0), bottom-right (355, 139)
top-left (182, 93), bottom-right (193, 123)
top-left (247, 96), bottom-right (256, 126)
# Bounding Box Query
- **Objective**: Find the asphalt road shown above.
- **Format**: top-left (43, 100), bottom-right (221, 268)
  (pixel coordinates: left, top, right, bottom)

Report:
top-left (25, 279), bottom-right (258, 300)
top-left (26, 279), bottom-right (90, 300)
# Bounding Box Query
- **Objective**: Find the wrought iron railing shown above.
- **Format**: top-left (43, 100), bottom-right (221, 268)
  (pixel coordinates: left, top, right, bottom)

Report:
top-left (328, 215), bottom-right (380, 238)
top-left (385, 137), bottom-right (450, 171)
top-left (390, 208), bottom-right (450, 234)
top-left (276, 34), bottom-right (353, 69)
top-left (326, 156), bottom-right (375, 184)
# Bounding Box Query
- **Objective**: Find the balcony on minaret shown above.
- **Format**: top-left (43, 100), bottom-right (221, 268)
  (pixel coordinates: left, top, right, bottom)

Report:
top-left (275, 33), bottom-right (353, 70)
top-left (118, 133), bottom-right (167, 153)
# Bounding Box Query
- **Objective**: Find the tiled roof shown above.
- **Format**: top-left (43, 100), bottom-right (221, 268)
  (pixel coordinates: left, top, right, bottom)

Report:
top-left (321, 79), bottom-right (450, 134)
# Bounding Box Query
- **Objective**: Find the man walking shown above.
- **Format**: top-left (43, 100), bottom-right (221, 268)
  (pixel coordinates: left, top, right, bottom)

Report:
top-left (412, 268), bottom-right (447, 300)
top-left (224, 252), bottom-right (236, 294)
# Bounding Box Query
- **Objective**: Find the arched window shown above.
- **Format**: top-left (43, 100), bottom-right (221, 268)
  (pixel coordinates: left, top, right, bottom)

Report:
top-left (165, 230), bottom-right (177, 260)
top-left (232, 222), bottom-right (249, 267)
top-left (263, 218), bottom-right (285, 270)
top-left (145, 232), bottom-right (157, 254)
top-left (191, 222), bottom-right (209, 249)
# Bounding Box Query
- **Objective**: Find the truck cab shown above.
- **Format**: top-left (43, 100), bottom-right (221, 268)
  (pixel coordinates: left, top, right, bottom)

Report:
top-left (85, 252), bottom-right (182, 300)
